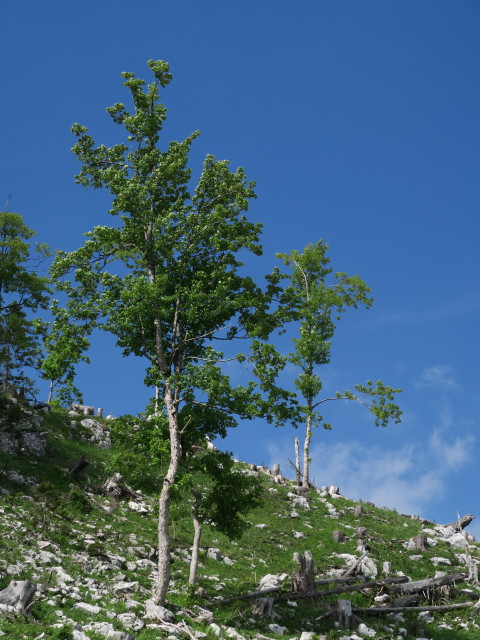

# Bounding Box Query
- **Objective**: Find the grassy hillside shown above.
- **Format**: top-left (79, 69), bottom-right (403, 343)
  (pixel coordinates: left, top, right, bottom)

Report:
top-left (1, 405), bottom-right (479, 640)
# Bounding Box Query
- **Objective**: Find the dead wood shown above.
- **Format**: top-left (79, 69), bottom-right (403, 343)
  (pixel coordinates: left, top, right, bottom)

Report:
top-left (392, 572), bottom-right (466, 595)
top-left (292, 551), bottom-right (315, 593)
top-left (355, 601), bottom-right (474, 614)
top-left (0, 581), bottom-right (36, 614)
top-left (316, 599), bottom-right (363, 629)
top-left (273, 576), bottom-right (409, 602)
top-left (213, 585), bottom-right (284, 605)
top-left (443, 514), bottom-right (475, 531)
top-left (343, 551), bottom-right (368, 577)
top-left (391, 594), bottom-right (418, 608)
top-left (103, 472), bottom-right (137, 500)
top-left (252, 597), bottom-right (275, 619)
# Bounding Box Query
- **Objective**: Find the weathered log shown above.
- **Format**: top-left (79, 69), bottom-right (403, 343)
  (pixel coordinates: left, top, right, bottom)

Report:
top-left (292, 551), bottom-right (315, 593)
top-left (391, 594), bottom-right (419, 608)
top-left (252, 597), bottom-right (275, 619)
top-left (393, 572), bottom-right (466, 595)
top-left (343, 551), bottom-right (368, 577)
top-left (103, 472), bottom-right (137, 500)
top-left (273, 576), bottom-right (409, 602)
top-left (0, 581), bottom-right (36, 613)
top-left (213, 585), bottom-right (284, 605)
top-left (443, 514), bottom-right (475, 531)
top-left (356, 601), bottom-right (474, 614)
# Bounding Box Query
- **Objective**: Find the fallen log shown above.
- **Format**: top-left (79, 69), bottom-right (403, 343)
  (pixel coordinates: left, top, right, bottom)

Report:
top-left (343, 551), bottom-right (368, 577)
top-left (273, 576), bottom-right (409, 602)
top-left (355, 601), bottom-right (474, 614)
top-left (443, 514), bottom-right (475, 531)
top-left (392, 572), bottom-right (466, 595)
top-left (0, 581), bottom-right (36, 614)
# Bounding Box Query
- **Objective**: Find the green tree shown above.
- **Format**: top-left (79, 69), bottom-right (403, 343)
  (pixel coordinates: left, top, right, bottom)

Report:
top-left (38, 300), bottom-right (90, 405)
top-left (0, 212), bottom-right (49, 396)
top-left (186, 447), bottom-right (262, 587)
top-left (276, 240), bottom-right (402, 489)
top-left (51, 60), bottom-right (275, 603)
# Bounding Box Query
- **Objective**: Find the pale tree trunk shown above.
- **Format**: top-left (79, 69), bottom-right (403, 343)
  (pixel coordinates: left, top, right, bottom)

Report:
top-left (188, 488), bottom-right (203, 586)
top-left (302, 412), bottom-right (312, 488)
top-left (47, 380), bottom-right (54, 403)
top-left (294, 437), bottom-right (301, 486)
top-left (155, 387), bottom-right (181, 604)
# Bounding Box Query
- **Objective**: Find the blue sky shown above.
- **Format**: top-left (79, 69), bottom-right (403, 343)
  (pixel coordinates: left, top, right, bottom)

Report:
top-left (2, 1), bottom-right (480, 530)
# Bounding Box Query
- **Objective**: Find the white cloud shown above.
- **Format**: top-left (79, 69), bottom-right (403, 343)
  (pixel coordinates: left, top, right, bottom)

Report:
top-left (266, 426), bottom-right (475, 520)
top-left (415, 365), bottom-right (458, 390)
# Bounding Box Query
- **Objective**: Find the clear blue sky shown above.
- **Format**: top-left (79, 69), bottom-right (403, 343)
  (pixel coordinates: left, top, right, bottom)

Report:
top-left (2, 1), bottom-right (479, 530)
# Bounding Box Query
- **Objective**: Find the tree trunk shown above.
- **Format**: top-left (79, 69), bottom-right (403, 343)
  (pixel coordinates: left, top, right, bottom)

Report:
top-left (155, 386), bottom-right (182, 604)
top-left (302, 413), bottom-right (312, 489)
top-left (294, 437), bottom-right (301, 486)
top-left (0, 580), bottom-right (36, 613)
top-left (189, 489), bottom-right (203, 586)
top-left (47, 379), bottom-right (54, 404)
top-left (292, 551), bottom-right (315, 593)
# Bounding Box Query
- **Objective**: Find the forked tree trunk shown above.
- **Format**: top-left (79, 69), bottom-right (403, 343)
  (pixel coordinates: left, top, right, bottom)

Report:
top-left (189, 489), bottom-right (203, 586)
top-left (302, 413), bottom-right (312, 488)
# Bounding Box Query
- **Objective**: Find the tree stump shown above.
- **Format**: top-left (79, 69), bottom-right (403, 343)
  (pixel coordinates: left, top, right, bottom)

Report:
top-left (271, 463), bottom-right (280, 477)
top-left (103, 472), bottom-right (137, 499)
top-left (412, 534), bottom-right (428, 550)
top-left (0, 581), bottom-right (36, 613)
top-left (334, 599), bottom-right (354, 628)
top-left (292, 551), bottom-right (315, 593)
top-left (252, 597), bottom-right (275, 619)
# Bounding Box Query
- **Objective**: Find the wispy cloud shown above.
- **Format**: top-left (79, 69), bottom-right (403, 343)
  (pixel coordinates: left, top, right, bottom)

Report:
top-left (266, 427), bottom-right (474, 519)
top-left (415, 365), bottom-right (458, 390)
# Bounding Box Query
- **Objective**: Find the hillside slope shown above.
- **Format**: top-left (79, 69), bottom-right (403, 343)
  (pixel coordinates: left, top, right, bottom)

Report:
top-left (0, 404), bottom-right (479, 640)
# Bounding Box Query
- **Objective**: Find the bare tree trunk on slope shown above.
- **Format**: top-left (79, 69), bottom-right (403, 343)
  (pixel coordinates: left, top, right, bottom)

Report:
top-left (189, 488), bottom-right (203, 586)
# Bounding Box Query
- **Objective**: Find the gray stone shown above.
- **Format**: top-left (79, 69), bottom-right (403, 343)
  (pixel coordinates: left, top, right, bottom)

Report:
top-left (143, 600), bottom-right (174, 622)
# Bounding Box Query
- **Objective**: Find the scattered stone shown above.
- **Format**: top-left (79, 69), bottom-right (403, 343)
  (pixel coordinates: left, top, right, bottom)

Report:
top-left (267, 624), bottom-right (287, 635)
top-left (143, 600), bottom-right (174, 622)
top-left (74, 602), bottom-right (101, 615)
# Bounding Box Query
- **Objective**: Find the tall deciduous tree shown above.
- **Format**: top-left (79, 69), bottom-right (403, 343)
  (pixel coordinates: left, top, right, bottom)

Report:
top-left (0, 212), bottom-right (49, 396)
top-left (51, 60), bottom-right (274, 603)
top-left (276, 241), bottom-right (402, 489)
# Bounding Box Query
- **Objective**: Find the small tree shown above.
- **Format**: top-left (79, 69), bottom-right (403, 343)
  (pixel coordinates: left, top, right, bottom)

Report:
top-left (186, 447), bottom-right (262, 587)
top-left (276, 240), bottom-right (402, 488)
top-left (51, 60), bottom-right (276, 603)
top-left (38, 301), bottom-right (90, 404)
top-left (0, 212), bottom-right (49, 397)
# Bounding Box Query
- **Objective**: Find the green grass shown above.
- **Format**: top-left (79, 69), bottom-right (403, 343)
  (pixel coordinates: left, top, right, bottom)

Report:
top-left (0, 405), bottom-right (479, 639)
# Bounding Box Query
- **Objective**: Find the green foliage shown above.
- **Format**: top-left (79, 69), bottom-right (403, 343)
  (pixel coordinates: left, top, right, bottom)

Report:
top-left (67, 487), bottom-right (92, 514)
top-left (106, 414), bottom-right (169, 492)
top-left (0, 211), bottom-right (50, 396)
top-left (190, 449), bottom-right (263, 540)
top-left (274, 240), bottom-right (402, 484)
